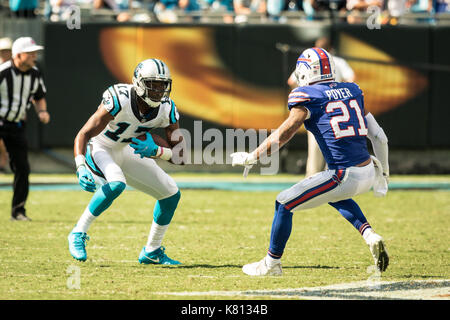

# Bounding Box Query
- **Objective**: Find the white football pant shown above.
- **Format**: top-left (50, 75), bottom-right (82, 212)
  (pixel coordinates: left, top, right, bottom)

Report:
top-left (277, 161), bottom-right (376, 211)
top-left (86, 141), bottom-right (178, 200)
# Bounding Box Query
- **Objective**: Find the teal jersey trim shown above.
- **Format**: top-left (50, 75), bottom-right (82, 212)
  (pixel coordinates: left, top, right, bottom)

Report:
top-left (85, 144), bottom-right (105, 178)
top-left (169, 100), bottom-right (177, 124)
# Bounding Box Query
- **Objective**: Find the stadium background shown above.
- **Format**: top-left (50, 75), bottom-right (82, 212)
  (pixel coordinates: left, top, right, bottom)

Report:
top-left (1, 16), bottom-right (449, 175)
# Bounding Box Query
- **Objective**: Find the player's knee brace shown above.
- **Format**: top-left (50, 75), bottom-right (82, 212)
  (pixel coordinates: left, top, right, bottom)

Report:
top-left (153, 190), bottom-right (181, 226)
top-left (88, 181), bottom-right (126, 216)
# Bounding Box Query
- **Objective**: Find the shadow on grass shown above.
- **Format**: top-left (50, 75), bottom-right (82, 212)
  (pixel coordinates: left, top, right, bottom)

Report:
top-left (167, 264), bottom-right (339, 269)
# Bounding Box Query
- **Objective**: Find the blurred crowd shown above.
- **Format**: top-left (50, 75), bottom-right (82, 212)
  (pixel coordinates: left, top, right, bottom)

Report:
top-left (3, 0), bottom-right (450, 24)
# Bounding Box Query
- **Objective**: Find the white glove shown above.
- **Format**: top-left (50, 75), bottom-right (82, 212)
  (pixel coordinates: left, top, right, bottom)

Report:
top-left (230, 152), bottom-right (257, 177)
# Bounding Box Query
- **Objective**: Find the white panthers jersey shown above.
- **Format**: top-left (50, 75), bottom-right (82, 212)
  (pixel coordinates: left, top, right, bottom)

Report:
top-left (91, 83), bottom-right (179, 148)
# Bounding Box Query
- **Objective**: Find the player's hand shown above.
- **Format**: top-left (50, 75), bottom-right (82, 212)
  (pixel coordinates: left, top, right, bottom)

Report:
top-left (38, 110), bottom-right (50, 124)
top-left (130, 132), bottom-right (159, 158)
top-left (230, 152), bottom-right (257, 167)
top-left (230, 152), bottom-right (257, 177)
top-left (76, 165), bottom-right (96, 193)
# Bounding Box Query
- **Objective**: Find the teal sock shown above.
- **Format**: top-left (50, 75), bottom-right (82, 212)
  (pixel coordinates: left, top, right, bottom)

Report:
top-left (153, 190), bottom-right (181, 225)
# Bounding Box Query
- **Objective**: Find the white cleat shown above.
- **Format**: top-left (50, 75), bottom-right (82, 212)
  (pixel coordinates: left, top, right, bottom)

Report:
top-left (242, 257), bottom-right (282, 276)
top-left (367, 233), bottom-right (389, 272)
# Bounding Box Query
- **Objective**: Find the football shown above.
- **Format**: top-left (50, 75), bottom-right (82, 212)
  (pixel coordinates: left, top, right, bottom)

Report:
top-left (136, 132), bottom-right (170, 148)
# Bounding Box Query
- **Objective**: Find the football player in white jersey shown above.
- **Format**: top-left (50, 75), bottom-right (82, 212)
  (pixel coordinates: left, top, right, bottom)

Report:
top-left (68, 59), bottom-right (185, 265)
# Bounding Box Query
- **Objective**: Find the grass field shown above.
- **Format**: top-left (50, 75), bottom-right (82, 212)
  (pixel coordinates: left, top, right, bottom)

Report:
top-left (0, 173), bottom-right (449, 301)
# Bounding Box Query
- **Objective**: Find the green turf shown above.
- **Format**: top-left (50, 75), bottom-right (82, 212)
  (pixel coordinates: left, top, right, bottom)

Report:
top-left (0, 174), bottom-right (449, 300)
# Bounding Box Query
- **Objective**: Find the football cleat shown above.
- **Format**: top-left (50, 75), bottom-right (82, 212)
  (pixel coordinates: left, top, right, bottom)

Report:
top-left (10, 213), bottom-right (32, 221)
top-left (138, 246), bottom-right (181, 265)
top-left (367, 233), bottom-right (389, 272)
top-left (68, 230), bottom-right (90, 262)
top-left (242, 257), bottom-right (282, 276)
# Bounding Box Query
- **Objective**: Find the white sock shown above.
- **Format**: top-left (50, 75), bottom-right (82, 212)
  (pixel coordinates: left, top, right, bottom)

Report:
top-left (73, 207), bottom-right (96, 233)
top-left (362, 227), bottom-right (375, 244)
top-left (145, 222), bottom-right (169, 253)
top-left (265, 254), bottom-right (281, 267)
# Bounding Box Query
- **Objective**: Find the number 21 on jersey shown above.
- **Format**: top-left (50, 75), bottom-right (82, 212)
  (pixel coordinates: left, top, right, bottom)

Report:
top-left (326, 99), bottom-right (368, 139)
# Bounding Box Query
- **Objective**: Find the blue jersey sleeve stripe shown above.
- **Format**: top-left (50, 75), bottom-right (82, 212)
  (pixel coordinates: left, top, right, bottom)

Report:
top-left (108, 86), bottom-right (122, 116)
top-left (169, 100), bottom-right (177, 124)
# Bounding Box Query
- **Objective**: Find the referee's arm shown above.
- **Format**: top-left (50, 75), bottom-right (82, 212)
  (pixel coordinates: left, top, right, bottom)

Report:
top-left (32, 72), bottom-right (50, 124)
top-left (34, 98), bottom-right (50, 124)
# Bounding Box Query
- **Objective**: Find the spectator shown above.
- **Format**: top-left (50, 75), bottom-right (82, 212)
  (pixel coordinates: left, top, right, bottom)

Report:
top-left (435, 0), bottom-right (450, 12)
top-left (302, 0), bottom-right (315, 19)
top-left (385, 0), bottom-right (407, 24)
top-left (233, 0), bottom-right (266, 22)
top-left (267, 0), bottom-right (285, 21)
top-left (301, 0), bottom-right (346, 20)
top-left (179, 0), bottom-right (201, 12)
top-left (0, 37), bottom-right (51, 221)
top-left (9, 0), bottom-right (38, 17)
top-left (93, 0), bottom-right (134, 22)
top-left (346, 0), bottom-right (384, 23)
top-left (0, 38), bottom-right (12, 64)
top-left (207, 0), bottom-right (235, 23)
top-left (48, 0), bottom-right (77, 22)
top-left (406, 0), bottom-right (434, 23)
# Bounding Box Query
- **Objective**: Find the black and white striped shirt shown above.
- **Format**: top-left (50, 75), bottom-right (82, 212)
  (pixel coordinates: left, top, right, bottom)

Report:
top-left (0, 60), bottom-right (46, 123)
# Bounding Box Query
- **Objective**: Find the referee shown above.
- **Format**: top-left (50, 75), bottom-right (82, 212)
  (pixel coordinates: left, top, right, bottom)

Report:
top-left (0, 37), bottom-right (50, 221)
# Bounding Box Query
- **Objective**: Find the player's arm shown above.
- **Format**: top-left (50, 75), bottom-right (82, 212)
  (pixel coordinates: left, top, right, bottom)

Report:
top-left (33, 98), bottom-right (50, 124)
top-left (364, 109), bottom-right (389, 179)
top-left (253, 106), bottom-right (308, 160)
top-left (231, 106), bottom-right (308, 168)
top-left (74, 104), bottom-right (113, 166)
top-left (73, 104), bottom-right (113, 192)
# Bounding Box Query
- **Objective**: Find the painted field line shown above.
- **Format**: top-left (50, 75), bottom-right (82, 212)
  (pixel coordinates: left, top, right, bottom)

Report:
top-left (156, 279), bottom-right (450, 300)
top-left (0, 181), bottom-right (449, 191)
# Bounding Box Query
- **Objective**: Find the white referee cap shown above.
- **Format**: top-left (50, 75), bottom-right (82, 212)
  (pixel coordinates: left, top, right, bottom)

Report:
top-left (0, 37), bottom-right (12, 50)
top-left (12, 37), bottom-right (44, 57)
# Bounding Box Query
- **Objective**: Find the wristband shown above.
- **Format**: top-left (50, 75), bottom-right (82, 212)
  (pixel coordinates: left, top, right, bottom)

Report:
top-left (156, 147), bottom-right (172, 161)
top-left (247, 151), bottom-right (257, 164)
top-left (38, 110), bottom-right (48, 114)
top-left (75, 154), bottom-right (86, 169)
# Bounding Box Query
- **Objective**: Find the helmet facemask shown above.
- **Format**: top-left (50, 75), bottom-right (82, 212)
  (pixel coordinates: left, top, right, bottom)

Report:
top-left (142, 78), bottom-right (172, 107)
top-left (132, 59), bottom-right (172, 108)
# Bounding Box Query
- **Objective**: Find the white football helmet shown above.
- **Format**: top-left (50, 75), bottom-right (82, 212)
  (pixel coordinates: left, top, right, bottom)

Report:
top-left (132, 58), bottom-right (172, 108)
top-left (295, 47), bottom-right (336, 87)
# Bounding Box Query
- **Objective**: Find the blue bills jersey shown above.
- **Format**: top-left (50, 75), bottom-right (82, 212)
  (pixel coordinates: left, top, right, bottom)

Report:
top-left (288, 81), bottom-right (370, 170)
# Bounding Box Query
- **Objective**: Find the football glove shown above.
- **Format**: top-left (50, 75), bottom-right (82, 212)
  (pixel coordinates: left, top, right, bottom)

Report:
top-left (230, 152), bottom-right (257, 177)
top-left (130, 132), bottom-right (159, 158)
top-left (76, 165), bottom-right (96, 193)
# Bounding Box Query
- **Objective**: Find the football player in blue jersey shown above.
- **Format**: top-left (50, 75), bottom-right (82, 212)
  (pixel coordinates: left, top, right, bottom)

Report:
top-left (68, 59), bottom-right (185, 265)
top-left (231, 47), bottom-right (390, 276)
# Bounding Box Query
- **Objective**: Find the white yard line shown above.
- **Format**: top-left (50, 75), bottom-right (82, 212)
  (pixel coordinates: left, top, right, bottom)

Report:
top-left (156, 279), bottom-right (450, 300)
